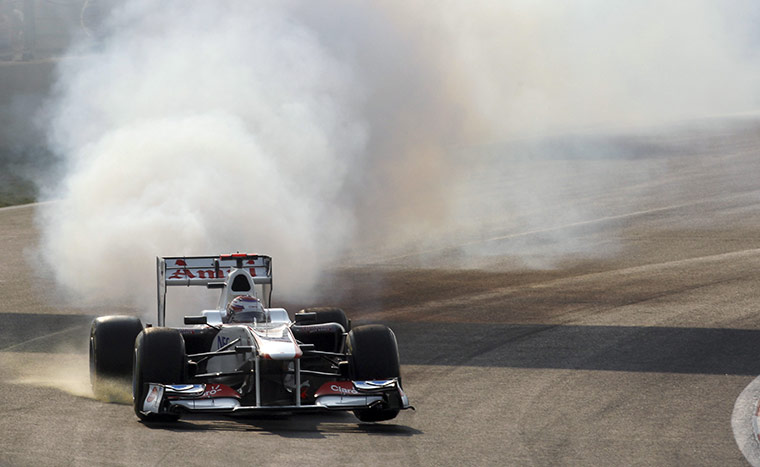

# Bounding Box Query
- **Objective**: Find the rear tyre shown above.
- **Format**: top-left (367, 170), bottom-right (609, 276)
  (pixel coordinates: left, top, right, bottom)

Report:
top-left (297, 307), bottom-right (350, 331)
top-left (347, 324), bottom-right (401, 422)
top-left (133, 327), bottom-right (186, 422)
top-left (89, 316), bottom-right (143, 400)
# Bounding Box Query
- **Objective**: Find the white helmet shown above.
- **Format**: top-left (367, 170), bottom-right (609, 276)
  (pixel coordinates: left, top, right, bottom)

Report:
top-left (226, 295), bottom-right (267, 323)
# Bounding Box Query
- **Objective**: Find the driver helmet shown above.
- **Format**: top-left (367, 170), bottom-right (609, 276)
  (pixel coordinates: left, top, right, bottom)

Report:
top-left (226, 295), bottom-right (267, 323)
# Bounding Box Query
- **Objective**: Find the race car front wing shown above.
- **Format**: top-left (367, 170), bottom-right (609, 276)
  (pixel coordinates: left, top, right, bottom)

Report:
top-left (137, 379), bottom-right (412, 416)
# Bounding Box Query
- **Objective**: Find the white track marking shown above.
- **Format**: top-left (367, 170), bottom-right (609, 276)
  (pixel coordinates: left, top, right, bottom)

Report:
top-left (0, 324), bottom-right (88, 352)
top-left (0, 201), bottom-right (51, 212)
top-left (361, 190), bottom-right (760, 264)
top-left (733, 376), bottom-right (760, 466)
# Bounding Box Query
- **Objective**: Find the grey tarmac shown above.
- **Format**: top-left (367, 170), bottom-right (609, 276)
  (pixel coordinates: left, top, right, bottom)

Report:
top-left (3, 126), bottom-right (760, 465)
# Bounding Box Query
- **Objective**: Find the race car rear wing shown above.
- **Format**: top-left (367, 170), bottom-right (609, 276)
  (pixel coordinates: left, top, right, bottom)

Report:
top-left (156, 254), bottom-right (272, 326)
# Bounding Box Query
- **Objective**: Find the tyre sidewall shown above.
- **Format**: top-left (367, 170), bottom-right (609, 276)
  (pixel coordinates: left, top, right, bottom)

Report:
top-left (90, 316), bottom-right (143, 397)
top-left (297, 307), bottom-right (350, 331)
top-left (347, 324), bottom-right (402, 422)
top-left (347, 324), bottom-right (400, 381)
top-left (133, 327), bottom-right (186, 421)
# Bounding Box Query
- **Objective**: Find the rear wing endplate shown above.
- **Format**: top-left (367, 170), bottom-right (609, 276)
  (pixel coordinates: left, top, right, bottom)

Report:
top-left (156, 254), bottom-right (272, 326)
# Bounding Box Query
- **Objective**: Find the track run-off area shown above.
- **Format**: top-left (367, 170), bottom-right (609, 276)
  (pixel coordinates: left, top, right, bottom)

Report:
top-left (3, 123), bottom-right (760, 465)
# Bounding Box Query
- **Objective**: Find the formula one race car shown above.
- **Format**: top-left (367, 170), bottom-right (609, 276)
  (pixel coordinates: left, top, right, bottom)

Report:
top-left (89, 253), bottom-right (411, 423)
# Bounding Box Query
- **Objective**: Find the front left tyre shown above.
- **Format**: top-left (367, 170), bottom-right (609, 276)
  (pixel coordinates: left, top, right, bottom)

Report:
top-left (133, 327), bottom-right (187, 421)
top-left (89, 315), bottom-right (143, 400)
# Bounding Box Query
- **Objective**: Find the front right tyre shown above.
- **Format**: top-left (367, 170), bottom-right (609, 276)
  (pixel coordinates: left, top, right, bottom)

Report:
top-left (347, 324), bottom-right (402, 422)
top-left (296, 307), bottom-right (350, 331)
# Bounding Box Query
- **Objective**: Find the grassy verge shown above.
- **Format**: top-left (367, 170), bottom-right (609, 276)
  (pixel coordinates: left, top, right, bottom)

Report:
top-left (0, 143), bottom-right (57, 208)
top-left (0, 175), bottom-right (37, 208)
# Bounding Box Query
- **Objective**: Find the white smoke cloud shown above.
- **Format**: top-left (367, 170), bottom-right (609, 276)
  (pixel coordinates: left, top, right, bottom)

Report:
top-left (36, 0), bottom-right (760, 309)
top-left (39, 1), bottom-right (365, 308)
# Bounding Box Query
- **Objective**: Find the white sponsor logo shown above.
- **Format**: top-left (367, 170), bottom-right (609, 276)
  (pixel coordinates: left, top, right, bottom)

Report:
top-left (203, 384), bottom-right (222, 397)
top-left (330, 384), bottom-right (359, 395)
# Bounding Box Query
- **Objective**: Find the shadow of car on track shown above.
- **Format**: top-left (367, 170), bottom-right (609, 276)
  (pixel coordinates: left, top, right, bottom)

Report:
top-left (138, 412), bottom-right (422, 438)
top-left (389, 321), bottom-right (760, 376)
top-left (5, 312), bottom-right (760, 376)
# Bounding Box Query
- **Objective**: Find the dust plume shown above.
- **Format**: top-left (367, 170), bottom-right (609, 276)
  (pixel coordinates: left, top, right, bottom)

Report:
top-left (8, 351), bottom-right (131, 404)
top-left (8, 352), bottom-right (94, 400)
top-left (35, 1), bottom-right (760, 309)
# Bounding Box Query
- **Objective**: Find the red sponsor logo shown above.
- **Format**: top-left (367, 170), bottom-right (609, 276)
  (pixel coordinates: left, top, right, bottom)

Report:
top-left (168, 268), bottom-right (226, 280)
top-left (167, 268), bottom-right (259, 280)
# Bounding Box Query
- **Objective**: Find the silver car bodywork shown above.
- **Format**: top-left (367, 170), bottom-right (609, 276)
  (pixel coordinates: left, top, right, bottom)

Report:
top-left (137, 254), bottom-right (411, 419)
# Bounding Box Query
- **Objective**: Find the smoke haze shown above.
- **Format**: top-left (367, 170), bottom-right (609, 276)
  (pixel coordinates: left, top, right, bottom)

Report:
top-left (36, 0), bottom-right (760, 310)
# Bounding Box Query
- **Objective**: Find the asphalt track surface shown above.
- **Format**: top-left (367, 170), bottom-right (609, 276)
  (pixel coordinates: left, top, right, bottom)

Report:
top-left (3, 124), bottom-right (760, 465)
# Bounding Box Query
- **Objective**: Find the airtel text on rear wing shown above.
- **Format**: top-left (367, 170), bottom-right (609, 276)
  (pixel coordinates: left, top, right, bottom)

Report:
top-left (156, 254), bottom-right (272, 326)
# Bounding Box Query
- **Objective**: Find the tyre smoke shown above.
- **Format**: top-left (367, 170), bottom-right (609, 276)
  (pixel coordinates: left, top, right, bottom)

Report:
top-left (36, 1), bottom-right (760, 311)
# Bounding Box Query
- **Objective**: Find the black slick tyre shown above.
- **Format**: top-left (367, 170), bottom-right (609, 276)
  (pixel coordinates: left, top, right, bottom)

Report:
top-left (89, 315), bottom-right (143, 400)
top-left (132, 327), bottom-right (186, 422)
top-left (297, 307), bottom-right (350, 331)
top-left (347, 324), bottom-right (401, 422)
